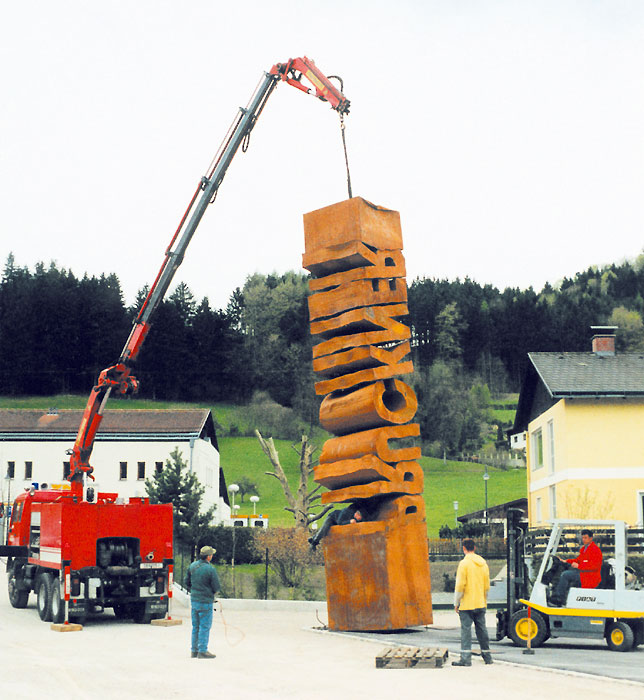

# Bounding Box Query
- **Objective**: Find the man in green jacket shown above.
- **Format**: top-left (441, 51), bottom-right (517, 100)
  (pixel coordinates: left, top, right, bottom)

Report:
top-left (186, 545), bottom-right (221, 659)
top-left (452, 538), bottom-right (493, 666)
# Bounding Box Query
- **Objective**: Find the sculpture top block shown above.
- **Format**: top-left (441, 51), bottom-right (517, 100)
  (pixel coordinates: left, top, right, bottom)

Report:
top-left (302, 197), bottom-right (402, 256)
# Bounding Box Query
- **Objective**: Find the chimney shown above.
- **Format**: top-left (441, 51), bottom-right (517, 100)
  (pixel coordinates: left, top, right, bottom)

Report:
top-left (590, 326), bottom-right (617, 356)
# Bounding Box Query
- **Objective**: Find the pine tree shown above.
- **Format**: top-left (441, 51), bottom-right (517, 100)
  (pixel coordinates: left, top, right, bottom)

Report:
top-left (145, 448), bottom-right (215, 551)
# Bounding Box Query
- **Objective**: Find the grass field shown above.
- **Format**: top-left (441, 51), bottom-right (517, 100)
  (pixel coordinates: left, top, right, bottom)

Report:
top-left (2, 394), bottom-right (526, 536)
top-left (219, 437), bottom-right (526, 535)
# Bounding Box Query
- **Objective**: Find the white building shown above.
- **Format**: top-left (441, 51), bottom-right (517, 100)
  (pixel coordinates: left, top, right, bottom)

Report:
top-left (0, 408), bottom-right (230, 522)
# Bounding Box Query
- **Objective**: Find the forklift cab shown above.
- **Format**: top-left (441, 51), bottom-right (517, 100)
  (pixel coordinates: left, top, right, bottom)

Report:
top-left (530, 519), bottom-right (628, 612)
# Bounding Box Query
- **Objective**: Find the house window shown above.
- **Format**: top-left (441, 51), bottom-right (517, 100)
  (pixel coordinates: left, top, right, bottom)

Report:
top-left (120, 462), bottom-right (128, 480)
top-left (137, 462), bottom-right (145, 480)
top-left (155, 461), bottom-right (163, 474)
top-left (549, 485), bottom-right (557, 519)
top-left (535, 497), bottom-right (542, 523)
top-left (63, 462), bottom-right (71, 480)
top-left (547, 420), bottom-right (555, 474)
top-left (7, 461), bottom-right (15, 479)
top-left (24, 461), bottom-right (33, 480)
top-left (531, 428), bottom-right (543, 470)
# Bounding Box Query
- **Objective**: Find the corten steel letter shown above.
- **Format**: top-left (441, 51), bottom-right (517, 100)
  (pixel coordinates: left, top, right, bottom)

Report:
top-left (303, 197), bottom-right (432, 631)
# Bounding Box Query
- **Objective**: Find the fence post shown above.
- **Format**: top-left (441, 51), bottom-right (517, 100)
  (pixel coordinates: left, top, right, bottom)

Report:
top-left (265, 547), bottom-right (269, 600)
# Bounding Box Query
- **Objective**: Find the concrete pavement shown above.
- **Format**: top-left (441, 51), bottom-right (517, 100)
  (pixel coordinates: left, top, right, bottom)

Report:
top-left (2, 570), bottom-right (643, 700)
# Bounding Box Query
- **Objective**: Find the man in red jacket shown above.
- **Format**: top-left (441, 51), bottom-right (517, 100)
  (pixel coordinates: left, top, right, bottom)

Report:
top-left (551, 529), bottom-right (603, 606)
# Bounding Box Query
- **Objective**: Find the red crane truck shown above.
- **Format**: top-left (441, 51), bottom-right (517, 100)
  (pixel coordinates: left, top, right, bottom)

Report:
top-left (1, 57), bottom-right (350, 625)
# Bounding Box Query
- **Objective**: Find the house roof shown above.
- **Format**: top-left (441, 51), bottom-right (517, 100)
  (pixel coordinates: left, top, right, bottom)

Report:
top-left (457, 497), bottom-right (528, 522)
top-left (513, 351), bottom-right (644, 432)
top-left (529, 351), bottom-right (644, 397)
top-left (0, 408), bottom-right (218, 448)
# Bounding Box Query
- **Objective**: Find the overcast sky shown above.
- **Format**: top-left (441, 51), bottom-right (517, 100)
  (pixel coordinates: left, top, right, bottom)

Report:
top-left (2, 1), bottom-right (644, 309)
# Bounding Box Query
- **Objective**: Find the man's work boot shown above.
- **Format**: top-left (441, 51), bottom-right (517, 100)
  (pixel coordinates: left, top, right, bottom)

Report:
top-left (452, 659), bottom-right (471, 666)
top-left (482, 652), bottom-right (493, 664)
top-left (191, 651), bottom-right (198, 658)
top-left (198, 651), bottom-right (216, 659)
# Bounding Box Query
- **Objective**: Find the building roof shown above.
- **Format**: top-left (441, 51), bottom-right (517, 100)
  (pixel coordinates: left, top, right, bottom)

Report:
top-left (529, 351), bottom-right (644, 397)
top-left (457, 497), bottom-right (528, 522)
top-left (0, 408), bottom-right (218, 448)
top-left (513, 351), bottom-right (644, 432)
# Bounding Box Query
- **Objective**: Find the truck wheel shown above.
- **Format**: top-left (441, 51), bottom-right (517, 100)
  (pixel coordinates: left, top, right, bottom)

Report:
top-left (37, 573), bottom-right (54, 622)
top-left (50, 577), bottom-right (64, 624)
top-left (113, 603), bottom-right (131, 620)
top-left (8, 569), bottom-right (30, 608)
top-left (133, 604), bottom-right (152, 624)
top-left (508, 608), bottom-right (548, 648)
top-left (630, 621), bottom-right (644, 649)
top-left (606, 621), bottom-right (635, 652)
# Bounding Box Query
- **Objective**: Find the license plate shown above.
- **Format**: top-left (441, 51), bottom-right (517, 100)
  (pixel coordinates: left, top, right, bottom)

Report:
top-left (140, 562), bottom-right (162, 569)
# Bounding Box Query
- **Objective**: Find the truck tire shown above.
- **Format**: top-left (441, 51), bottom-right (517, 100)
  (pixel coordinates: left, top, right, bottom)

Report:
top-left (113, 603), bottom-right (131, 620)
top-left (606, 621), bottom-right (635, 652)
top-left (133, 603), bottom-right (152, 624)
top-left (8, 568), bottom-right (29, 608)
top-left (37, 573), bottom-right (54, 622)
top-left (508, 608), bottom-right (548, 648)
top-left (50, 577), bottom-right (65, 624)
top-left (630, 620), bottom-right (644, 649)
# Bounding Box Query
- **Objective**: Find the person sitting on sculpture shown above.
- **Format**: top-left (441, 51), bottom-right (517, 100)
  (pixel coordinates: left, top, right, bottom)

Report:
top-left (309, 501), bottom-right (374, 550)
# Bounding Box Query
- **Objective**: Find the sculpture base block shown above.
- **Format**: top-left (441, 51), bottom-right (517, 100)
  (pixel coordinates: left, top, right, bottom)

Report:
top-left (324, 517), bottom-right (433, 631)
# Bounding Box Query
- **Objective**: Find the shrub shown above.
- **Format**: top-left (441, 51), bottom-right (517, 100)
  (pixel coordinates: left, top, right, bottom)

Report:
top-left (202, 524), bottom-right (262, 565)
top-left (254, 527), bottom-right (313, 588)
top-left (246, 391), bottom-right (307, 441)
top-left (443, 572), bottom-right (455, 592)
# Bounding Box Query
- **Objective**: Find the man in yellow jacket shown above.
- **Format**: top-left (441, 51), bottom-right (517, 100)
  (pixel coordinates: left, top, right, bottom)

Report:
top-left (452, 538), bottom-right (493, 666)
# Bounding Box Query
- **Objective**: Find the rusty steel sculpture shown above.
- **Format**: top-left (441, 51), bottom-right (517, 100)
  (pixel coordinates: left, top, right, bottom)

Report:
top-left (303, 197), bottom-right (433, 631)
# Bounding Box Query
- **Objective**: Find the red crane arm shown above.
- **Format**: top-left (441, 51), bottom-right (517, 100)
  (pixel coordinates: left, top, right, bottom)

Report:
top-left (66, 57), bottom-right (350, 498)
top-left (270, 56), bottom-right (350, 114)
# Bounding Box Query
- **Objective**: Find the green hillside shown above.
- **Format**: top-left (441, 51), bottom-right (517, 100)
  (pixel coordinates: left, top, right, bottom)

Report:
top-left (219, 437), bottom-right (526, 536)
top-left (1, 395), bottom-right (525, 536)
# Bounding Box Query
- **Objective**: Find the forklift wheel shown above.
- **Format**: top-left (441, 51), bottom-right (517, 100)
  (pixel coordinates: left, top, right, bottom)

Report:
top-left (606, 621), bottom-right (634, 652)
top-left (508, 608), bottom-right (548, 648)
top-left (629, 620), bottom-right (644, 649)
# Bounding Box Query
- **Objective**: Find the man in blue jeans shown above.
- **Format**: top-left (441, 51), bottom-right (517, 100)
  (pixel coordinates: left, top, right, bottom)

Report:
top-left (452, 538), bottom-right (493, 666)
top-left (186, 545), bottom-right (221, 659)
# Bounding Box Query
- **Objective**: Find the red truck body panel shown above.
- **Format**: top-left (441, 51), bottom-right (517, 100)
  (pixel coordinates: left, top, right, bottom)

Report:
top-left (9, 489), bottom-right (172, 570)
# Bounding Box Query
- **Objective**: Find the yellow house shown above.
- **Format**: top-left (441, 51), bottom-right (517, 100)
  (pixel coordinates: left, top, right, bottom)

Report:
top-left (512, 327), bottom-right (644, 527)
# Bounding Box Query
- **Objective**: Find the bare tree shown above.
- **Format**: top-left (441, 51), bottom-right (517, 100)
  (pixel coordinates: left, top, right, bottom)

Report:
top-left (255, 430), bottom-right (332, 528)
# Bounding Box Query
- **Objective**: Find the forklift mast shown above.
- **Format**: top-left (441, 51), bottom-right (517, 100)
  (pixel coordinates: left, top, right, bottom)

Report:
top-left (506, 507), bottom-right (529, 618)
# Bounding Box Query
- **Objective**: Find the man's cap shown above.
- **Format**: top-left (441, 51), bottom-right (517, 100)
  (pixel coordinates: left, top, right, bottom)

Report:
top-left (200, 545), bottom-right (216, 557)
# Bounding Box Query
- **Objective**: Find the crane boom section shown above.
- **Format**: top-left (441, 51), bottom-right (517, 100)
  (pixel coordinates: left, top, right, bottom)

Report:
top-left (67, 59), bottom-right (349, 496)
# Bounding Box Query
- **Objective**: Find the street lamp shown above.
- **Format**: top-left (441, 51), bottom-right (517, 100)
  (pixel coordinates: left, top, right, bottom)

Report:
top-left (453, 500), bottom-right (459, 526)
top-left (250, 495), bottom-right (259, 515)
top-left (228, 483), bottom-right (239, 518)
top-left (228, 484), bottom-right (240, 598)
top-left (483, 467), bottom-right (490, 529)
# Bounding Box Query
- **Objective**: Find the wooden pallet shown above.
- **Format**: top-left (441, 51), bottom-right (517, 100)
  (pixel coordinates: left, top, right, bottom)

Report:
top-left (375, 646), bottom-right (448, 669)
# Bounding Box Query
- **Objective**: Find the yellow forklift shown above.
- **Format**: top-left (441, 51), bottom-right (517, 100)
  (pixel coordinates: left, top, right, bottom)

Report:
top-left (496, 512), bottom-right (644, 652)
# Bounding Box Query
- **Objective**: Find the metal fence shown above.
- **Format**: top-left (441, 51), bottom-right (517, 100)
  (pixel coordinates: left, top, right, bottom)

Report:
top-left (524, 527), bottom-right (644, 558)
top-left (427, 537), bottom-right (507, 560)
top-left (428, 528), bottom-right (644, 561)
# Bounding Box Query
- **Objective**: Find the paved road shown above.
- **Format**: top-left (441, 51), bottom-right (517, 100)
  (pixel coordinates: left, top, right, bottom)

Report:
top-left (341, 612), bottom-right (644, 684)
top-left (2, 561), bottom-right (643, 699)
